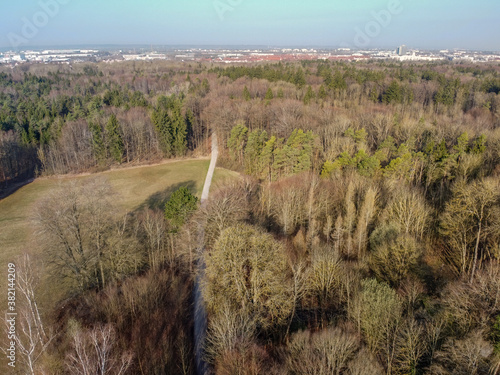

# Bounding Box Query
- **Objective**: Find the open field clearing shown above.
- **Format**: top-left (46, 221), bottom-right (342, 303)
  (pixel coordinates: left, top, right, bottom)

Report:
top-left (0, 159), bottom-right (238, 308)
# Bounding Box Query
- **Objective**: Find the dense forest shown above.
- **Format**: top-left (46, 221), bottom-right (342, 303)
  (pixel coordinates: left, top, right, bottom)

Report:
top-left (1, 59), bottom-right (500, 374)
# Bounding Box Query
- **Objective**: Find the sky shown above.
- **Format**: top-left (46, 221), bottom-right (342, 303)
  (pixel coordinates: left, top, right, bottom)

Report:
top-left (0, 0), bottom-right (499, 50)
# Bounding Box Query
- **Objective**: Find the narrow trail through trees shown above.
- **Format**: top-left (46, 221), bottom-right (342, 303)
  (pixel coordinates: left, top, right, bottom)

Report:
top-left (194, 133), bottom-right (218, 375)
top-left (201, 134), bottom-right (218, 204)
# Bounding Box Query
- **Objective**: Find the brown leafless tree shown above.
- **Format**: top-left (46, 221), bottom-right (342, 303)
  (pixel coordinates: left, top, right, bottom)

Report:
top-left (66, 323), bottom-right (133, 375)
top-left (2, 254), bottom-right (55, 375)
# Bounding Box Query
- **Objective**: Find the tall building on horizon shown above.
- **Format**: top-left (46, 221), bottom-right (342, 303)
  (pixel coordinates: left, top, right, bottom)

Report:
top-left (396, 45), bottom-right (408, 56)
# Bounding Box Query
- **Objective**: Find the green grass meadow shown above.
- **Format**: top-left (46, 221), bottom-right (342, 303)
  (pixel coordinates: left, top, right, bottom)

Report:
top-left (0, 159), bottom-right (237, 310)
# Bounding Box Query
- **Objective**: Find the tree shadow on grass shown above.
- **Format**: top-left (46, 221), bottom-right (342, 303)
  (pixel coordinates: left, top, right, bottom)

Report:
top-left (136, 180), bottom-right (197, 212)
top-left (0, 178), bottom-right (35, 200)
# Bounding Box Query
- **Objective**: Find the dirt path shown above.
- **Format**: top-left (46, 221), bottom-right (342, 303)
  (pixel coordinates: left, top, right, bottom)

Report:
top-left (194, 133), bottom-right (218, 375)
top-left (201, 134), bottom-right (218, 205)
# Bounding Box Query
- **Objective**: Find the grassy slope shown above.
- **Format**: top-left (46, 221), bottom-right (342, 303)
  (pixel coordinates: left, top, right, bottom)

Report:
top-left (0, 159), bottom-right (237, 309)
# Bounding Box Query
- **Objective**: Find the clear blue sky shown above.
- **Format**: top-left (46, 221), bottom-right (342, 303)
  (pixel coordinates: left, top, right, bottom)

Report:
top-left (0, 0), bottom-right (498, 50)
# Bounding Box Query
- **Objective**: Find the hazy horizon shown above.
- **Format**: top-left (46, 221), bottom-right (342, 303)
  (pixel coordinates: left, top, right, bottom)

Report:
top-left (0, 0), bottom-right (499, 51)
top-left (1, 43), bottom-right (500, 53)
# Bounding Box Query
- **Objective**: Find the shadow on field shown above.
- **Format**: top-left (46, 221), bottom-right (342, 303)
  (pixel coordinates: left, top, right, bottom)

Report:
top-left (137, 180), bottom-right (197, 211)
top-left (0, 178), bottom-right (35, 200)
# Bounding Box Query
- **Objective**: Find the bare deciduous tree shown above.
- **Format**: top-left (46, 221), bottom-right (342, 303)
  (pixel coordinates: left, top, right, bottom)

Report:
top-left (34, 177), bottom-right (115, 290)
top-left (347, 348), bottom-right (384, 375)
top-left (286, 262), bottom-right (308, 337)
top-left (383, 187), bottom-right (429, 239)
top-left (200, 183), bottom-right (249, 248)
top-left (393, 318), bottom-right (425, 375)
top-left (2, 254), bottom-right (54, 375)
top-left (349, 278), bottom-right (402, 373)
top-left (138, 208), bottom-right (167, 269)
top-left (369, 229), bottom-right (421, 287)
top-left (204, 224), bottom-right (293, 330)
top-left (204, 303), bottom-right (257, 365)
top-left (441, 262), bottom-right (500, 336)
top-left (34, 178), bottom-right (142, 289)
top-left (307, 245), bottom-right (343, 324)
top-left (343, 181), bottom-right (357, 257)
top-left (286, 327), bottom-right (359, 375)
top-left (354, 186), bottom-right (378, 258)
top-left (66, 323), bottom-right (133, 375)
top-left (264, 177), bottom-right (309, 235)
top-left (440, 178), bottom-right (499, 281)
top-left (430, 330), bottom-right (493, 375)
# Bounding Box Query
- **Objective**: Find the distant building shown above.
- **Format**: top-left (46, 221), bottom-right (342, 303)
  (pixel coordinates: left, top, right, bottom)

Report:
top-left (396, 45), bottom-right (408, 56)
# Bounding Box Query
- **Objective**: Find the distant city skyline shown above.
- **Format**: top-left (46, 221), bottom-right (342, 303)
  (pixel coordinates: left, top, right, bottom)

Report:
top-left (0, 0), bottom-right (499, 51)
